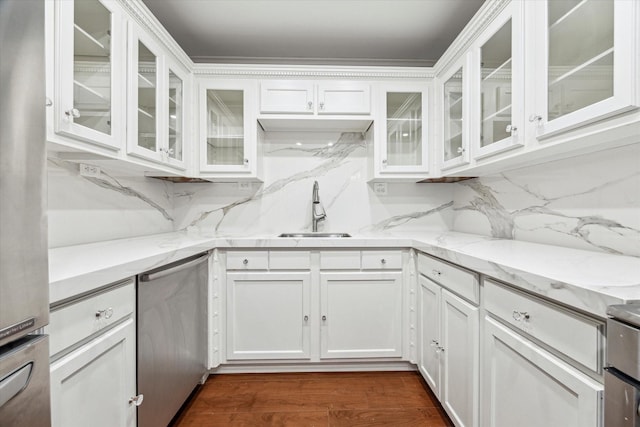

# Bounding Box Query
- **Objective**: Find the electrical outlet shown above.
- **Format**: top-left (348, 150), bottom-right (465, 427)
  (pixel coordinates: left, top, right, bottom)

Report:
top-left (238, 181), bottom-right (251, 191)
top-left (373, 182), bottom-right (388, 196)
top-left (79, 163), bottom-right (101, 178)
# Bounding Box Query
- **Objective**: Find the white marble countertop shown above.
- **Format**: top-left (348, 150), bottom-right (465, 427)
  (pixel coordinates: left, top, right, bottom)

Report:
top-left (49, 230), bottom-right (640, 317)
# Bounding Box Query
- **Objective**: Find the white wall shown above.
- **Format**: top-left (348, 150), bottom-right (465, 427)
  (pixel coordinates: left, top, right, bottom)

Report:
top-left (452, 142), bottom-right (640, 257)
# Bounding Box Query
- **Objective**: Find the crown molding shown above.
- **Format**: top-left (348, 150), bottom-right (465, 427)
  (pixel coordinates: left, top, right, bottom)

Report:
top-left (434, 0), bottom-right (510, 76)
top-left (192, 63), bottom-right (435, 80)
top-left (116, 0), bottom-right (194, 70)
top-left (191, 55), bottom-right (436, 68)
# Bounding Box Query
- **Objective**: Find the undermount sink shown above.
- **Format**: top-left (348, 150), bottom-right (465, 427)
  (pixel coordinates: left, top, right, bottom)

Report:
top-left (278, 232), bottom-right (352, 238)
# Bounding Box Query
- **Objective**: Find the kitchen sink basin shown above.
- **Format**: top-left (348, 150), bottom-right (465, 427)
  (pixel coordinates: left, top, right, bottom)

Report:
top-left (278, 232), bottom-right (351, 238)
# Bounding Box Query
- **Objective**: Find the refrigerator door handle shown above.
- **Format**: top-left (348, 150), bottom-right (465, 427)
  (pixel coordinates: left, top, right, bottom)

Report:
top-left (0, 362), bottom-right (33, 408)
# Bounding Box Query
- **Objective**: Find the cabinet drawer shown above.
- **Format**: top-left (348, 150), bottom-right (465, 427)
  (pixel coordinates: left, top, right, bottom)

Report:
top-left (269, 251), bottom-right (311, 270)
top-left (320, 251), bottom-right (361, 270)
top-left (484, 279), bottom-right (603, 373)
top-left (49, 280), bottom-right (135, 357)
top-left (226, 251), bottom-right (269, 270)
top-left (418, 253), bottom-right (479, 304)
top-left (362, 250), bottom-right (402, 270)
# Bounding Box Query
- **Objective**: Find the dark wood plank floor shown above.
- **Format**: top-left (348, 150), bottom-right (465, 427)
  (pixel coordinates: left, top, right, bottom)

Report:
top-left (172, 371), bottom-right (454, 427)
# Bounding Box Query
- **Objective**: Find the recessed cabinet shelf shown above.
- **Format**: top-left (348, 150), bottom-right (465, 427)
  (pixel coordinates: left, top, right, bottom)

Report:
top-left (73, 24), bottom-right (109, 56)
top-left (548, 47), bottom-right (613, 87)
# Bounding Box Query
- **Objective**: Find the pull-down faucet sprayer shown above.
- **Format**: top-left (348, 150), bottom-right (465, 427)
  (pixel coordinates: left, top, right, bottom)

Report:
top-left (311, 181), bottom-right (326, 232)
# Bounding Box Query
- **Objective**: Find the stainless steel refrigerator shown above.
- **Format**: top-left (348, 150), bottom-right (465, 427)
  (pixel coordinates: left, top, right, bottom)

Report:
top-left (0, 1), bottom-right (52, 426)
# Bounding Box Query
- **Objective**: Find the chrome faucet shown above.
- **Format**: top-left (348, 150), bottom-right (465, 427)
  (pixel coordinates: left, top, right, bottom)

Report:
top-left (311, 180), bottom-right (326, 232)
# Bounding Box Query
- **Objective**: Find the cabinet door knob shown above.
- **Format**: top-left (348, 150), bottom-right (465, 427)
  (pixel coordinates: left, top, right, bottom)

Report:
top-left (381, 258), bottom-right (386, 265)
top-left (45, 97), bottom-right (53, 107)
top-left (432, 269), bottom-right (442, 276)
top-left (319, 102), bottom-right (325, 110)
top-left (95, 308), bottom-right (113, 319)
top-left (304, 315), bottom-right (308, 321)
top-left (430, 340), bottom-right (438, 347)
top-left (528, 114), bottom-right (542, 123)
top-left (243, 259), bottom-right (249, 265)
top-left (456, 147), bottom-right (465, 154)
top-left (506, 124), bottom-right (517, 134)
top-left (307, 101), bottom-right (313, 110)
top-left (129, 394), bottom-right (144, 406)
top-left (244, 158), bottom-right (249, 165)
top-left (512, 310), bottom-right (530, 322)
top-left (65, 108), bottom-right (81, 119)
top-left (322, 315), bottom-right (327, 321)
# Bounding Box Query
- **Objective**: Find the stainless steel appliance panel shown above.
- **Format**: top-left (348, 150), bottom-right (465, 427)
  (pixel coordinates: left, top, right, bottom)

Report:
top-left (608, 318), bottom-right (640, 379)
top-left (0, 0), bottom-right (49, 347)
top-left (0, 335), bottom-right (51, 427)
top-left (604, 369), bottom-right (640, 427)
top-left (137, 253), bottom-right (208, 427)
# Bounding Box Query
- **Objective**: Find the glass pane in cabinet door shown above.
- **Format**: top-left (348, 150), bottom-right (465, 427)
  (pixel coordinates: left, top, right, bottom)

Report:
top-left (480, 19), bottom-right (512, 147)
top-left (548, 0), bottom-right (613, 120)
top-left (137, 42), bottom-right (156, 151)
top-left (168, 70), bottom-right (182, 161)
top-left (73, 0), bottom-right (111, 134)
top-left (443, 68), bottom-right (463, 162)
top-left (206, 90), bottom-right (244, 166)
top-left (386, 92), bottom-right (422, 166)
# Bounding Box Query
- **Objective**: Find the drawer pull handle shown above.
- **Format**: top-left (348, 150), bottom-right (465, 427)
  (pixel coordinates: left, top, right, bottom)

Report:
top-left (95, 308), bottom-right (113, 319)
top-left (243, 259), bottom-right (249, 265)
top-left (381, 258), bottom-right (386, 265)
top-left (512, 310), bottom-right (530, 322)
top-left (129, 394), bottom-right (144, 406)
top-left (432, 269), bottom-right (442, 276)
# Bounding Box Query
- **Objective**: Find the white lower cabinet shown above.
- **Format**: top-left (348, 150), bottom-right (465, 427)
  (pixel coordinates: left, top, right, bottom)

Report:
top-left (50, 319), bottom-right (136, 427)
top-left (482, 316), bottom-right (603, 427)
top-left (320, 272), bottom-right (403, 359)
top-left (226, 272), bottom-right (311, 360)
top-left (418, 275), bottom-right (479, 427)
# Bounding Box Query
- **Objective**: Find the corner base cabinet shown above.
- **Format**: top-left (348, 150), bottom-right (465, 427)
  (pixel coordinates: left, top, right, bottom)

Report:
top-left (482, 317), bottom-right (603, 427)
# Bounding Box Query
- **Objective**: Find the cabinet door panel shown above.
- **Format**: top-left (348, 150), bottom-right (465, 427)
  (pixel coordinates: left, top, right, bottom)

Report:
top-left (483, 317), bottom-right (602, 427)
top-left (317, 82), bottom-right (370, 114)
top-left (226, 272), bottom-right (311, 360)
top-left (50, 320), bottom-right (136, 427)
top-left (320, 272), bottom-right (402, 359)
top-left (260, 81), bottom-right (314, 114)
top-left (418, 276), bottom-right (441, 395)
top-left (441, 290), bottom-right (478, 427)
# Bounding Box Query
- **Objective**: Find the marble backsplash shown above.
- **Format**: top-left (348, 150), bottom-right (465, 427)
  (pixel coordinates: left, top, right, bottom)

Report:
top-left (173, 132), bottom-right (455, 235)
top-left (452, 142), bottom-right (640, 257)
top-left (47, 158), bottom-right (175, 248)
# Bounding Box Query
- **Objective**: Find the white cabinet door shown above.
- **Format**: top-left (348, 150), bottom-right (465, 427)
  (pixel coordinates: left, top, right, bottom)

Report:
top-left (50, 319), bottom-right (136, 427)
top-left (439, 54), bottom-right (471, 171)
top-left (317, 82), bottom-right (371, 114)
top-left (54, 0), bottom-right (125, 150)
top-left (529, 0), bottom-right (640, 139)
top-left (374, 82), bottom-right (429, 177)
top-left (418, 275), bottom-right (441, 395)
top-left (482, 316), bottom-right (603, 427)
top-left (440, 290), bottom-right (479, 427)
top-left (199, 79), bottom-right (259, 176)
top-left (260, 81), bottom-right (315, 114)
top-left (226, 272), bottom-right (311, 360)
top-left (320, 272), bottom-right (402, 359)
top-left (471, 1), bottom-right (524, 160)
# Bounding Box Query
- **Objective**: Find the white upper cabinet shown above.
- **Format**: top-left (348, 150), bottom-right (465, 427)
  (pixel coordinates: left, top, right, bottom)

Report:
top-left (53, 0), bottom-right (125, 150)
top-left (471, 2), bottom-right (524, 160)
top-left (199, 79), bottom-right (260, 178)
top-left (126, 22), bottom-right (188, 169)
top-left (373, 82), bottom-right (429, 178)
top-left (528, 0), bottom-right (639, 139)
top-left (260, 80), bottom-right (371, 115)
top-left (439, 55), bottom-right (471, 170)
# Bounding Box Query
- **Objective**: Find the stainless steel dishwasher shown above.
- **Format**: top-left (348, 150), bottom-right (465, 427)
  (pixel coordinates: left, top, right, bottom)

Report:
top-left (137, 252), bottom-right (209, 427)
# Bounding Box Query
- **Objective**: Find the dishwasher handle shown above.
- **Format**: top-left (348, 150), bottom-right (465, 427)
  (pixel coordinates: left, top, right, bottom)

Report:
top-left (140, 253), bottom-right (209, 282)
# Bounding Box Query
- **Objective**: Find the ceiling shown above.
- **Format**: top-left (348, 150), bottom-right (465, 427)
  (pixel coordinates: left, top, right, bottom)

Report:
top-left (141, 0), bottom-right (486, 67)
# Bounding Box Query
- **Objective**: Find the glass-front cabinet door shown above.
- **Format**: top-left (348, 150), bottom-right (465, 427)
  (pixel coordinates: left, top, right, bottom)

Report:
top-left (126, 24), bottom-right (188, 169)
top-left (440, 54), bottom-right (470, 171)
top-left (55, 0), bottom-right (125, 150)
top-left (375, 83), bottom-right (429, 177)
top-left (472, 2), bottom-right (523, 159)
top-left (200, 80), bottom-right (258, 175)
top-left (530, 0), bottom-right (639, 138)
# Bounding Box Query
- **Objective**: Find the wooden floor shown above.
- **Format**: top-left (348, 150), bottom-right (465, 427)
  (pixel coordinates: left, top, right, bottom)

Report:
top-left (172, 371), bottom-right (454, 427)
